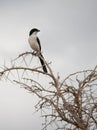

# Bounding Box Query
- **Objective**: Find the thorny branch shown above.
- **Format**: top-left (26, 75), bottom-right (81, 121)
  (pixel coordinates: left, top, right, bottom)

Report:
top-left (0, 52), bottom-right (97, 130)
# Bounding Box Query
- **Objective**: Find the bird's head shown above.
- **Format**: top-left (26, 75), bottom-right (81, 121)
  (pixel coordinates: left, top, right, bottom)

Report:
top-left (29, 28), bottom-right (40, 36)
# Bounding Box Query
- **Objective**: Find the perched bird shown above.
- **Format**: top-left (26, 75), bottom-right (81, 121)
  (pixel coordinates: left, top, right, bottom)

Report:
top-left (28, 28), bottom-right (47, 73)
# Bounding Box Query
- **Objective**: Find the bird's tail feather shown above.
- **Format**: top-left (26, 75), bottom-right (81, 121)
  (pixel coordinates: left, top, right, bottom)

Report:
top-left (39, 53), bottom-right (47, 73)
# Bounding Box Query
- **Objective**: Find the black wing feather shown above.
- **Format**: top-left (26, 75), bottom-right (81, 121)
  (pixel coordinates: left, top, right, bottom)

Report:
top-left (37, 37), bottom-right (41, 51)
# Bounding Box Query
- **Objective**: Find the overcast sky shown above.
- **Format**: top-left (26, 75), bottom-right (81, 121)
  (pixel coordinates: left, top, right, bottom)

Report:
top-left (0, 0), bottom-right (97, 130)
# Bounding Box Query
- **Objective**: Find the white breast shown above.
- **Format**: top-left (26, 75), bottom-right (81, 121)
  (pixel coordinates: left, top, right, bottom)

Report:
top-left (28, 34), bottom-right (40, 51)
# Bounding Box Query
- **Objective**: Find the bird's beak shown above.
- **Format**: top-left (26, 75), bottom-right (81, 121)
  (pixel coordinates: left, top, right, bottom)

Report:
top-left (38, 29), bottom-right (40, 32)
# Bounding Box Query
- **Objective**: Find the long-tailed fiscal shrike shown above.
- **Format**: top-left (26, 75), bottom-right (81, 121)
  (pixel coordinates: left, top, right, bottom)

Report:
top-left (28, 28), bottom-right (47, 73)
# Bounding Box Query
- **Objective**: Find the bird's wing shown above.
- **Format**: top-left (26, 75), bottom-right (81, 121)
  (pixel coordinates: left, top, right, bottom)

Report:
top-left (37, 37), bottom-right (41, 51)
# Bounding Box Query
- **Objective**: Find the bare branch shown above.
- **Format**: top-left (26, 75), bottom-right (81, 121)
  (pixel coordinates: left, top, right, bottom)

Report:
top-left (0, 52), bottom-right (97, 130)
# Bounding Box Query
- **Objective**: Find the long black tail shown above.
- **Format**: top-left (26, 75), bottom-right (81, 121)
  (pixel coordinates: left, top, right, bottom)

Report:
top-left (39, 53), bottom-right (47, 73)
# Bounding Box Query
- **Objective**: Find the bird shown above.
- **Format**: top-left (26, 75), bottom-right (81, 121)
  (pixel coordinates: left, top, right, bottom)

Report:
top-left (28, 28), bottom-right (47, 73)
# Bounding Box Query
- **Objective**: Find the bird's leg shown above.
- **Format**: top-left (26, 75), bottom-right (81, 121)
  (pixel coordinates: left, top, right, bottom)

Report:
top-left (32, 51), bottom-right (37, 56)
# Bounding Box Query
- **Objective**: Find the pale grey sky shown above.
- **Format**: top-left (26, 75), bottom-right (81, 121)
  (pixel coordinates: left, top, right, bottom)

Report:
top-left (0, 0), bottom-right (97, 130)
